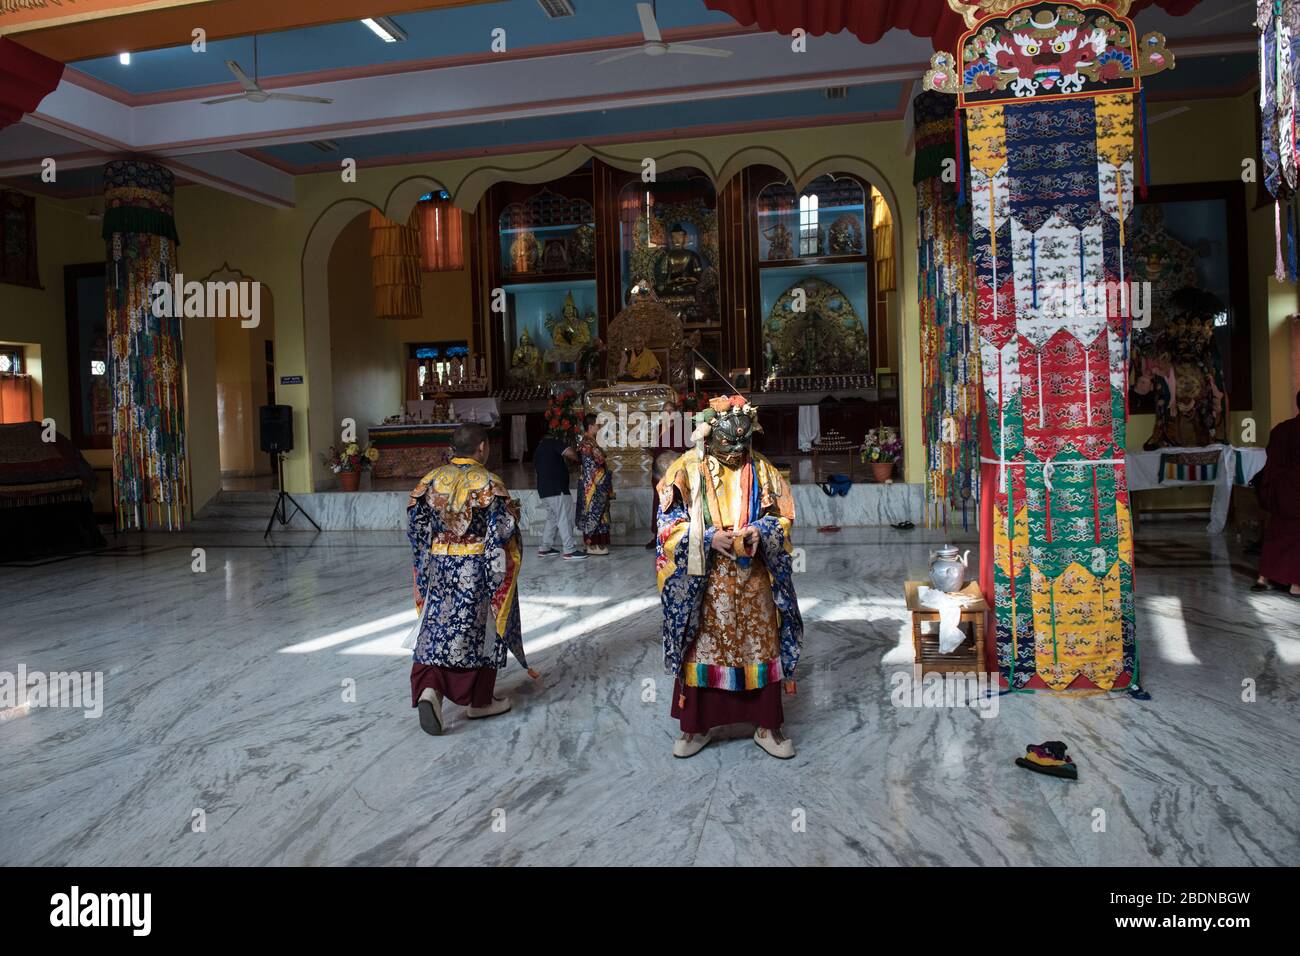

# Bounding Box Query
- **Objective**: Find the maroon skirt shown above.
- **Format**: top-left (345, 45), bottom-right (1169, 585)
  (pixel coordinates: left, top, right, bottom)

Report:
top-left (1260, 514), bottom-right (1300, 588)
top-left (410, 663), bottom-right (497, 708)
top-left (670, 678), bottom-right (784, 733)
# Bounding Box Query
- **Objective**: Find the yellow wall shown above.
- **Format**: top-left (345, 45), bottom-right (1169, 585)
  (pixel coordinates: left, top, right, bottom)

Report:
top-left (213, 281), bottom-right (275, 476)
top-left (327, 209), bottom-right (474, 453)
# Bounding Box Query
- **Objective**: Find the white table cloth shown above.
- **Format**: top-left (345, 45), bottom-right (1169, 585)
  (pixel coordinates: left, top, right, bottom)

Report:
top-left (1126, 444), bottom-right (1267, 533)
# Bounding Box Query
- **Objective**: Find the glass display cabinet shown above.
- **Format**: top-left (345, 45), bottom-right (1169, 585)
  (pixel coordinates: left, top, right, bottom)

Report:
top-left (486, 174), bottom-right (599, 391)
top-left (755, 172), bottom-right (873, 389)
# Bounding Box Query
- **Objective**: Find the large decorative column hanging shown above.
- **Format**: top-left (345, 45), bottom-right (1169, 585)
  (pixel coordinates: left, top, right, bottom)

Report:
top-left (369, 208), bottom-right (423, 319)
top-left (1257, 0), bottom-right (1300, 280)
top-left (103, 160), bottom-right (187, 531)
top-left (926, 0), bottom-right (1173, 692)
top-left (915, 90), bottom-right (982, 531)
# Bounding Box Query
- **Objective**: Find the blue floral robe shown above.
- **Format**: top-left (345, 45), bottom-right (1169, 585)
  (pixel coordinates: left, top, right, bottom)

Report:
top-left (576, 437), bottom-right (612, 539)
top-left (407, 457), bottom-right (526, 670)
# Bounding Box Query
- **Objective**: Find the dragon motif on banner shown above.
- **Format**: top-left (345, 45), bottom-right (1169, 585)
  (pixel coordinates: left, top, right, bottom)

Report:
top-left (925, 1), bottom-right (1172, 105)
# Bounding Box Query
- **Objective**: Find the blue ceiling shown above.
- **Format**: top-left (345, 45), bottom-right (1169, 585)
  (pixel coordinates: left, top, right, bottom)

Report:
top-left (254, 82), bottom-right (904, 169)
top-left (72, 0), bottom-right (737, 94)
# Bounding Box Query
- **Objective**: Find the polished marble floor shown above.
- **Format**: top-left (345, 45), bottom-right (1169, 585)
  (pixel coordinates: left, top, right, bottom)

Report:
top-left (2, 523), bottom-right (1297, 866)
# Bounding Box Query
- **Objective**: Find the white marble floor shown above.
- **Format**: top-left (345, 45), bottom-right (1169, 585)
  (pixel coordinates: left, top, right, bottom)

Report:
top-left (1, 523), bottom-right (1297, 866)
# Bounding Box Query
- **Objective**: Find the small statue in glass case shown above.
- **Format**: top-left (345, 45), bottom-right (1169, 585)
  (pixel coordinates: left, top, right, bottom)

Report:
top-left (763, 221), bottom-right (794, 260)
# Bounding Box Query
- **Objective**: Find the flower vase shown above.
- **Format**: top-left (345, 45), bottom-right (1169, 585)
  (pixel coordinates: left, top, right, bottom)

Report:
top-left (870, 462), bottom-right (894, 483)
top-left (339, 470), bottom-right (361, 492)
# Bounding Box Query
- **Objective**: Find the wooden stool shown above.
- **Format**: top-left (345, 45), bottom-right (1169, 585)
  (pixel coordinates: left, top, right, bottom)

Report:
top-left (904, 581), bottom-right (988, 676)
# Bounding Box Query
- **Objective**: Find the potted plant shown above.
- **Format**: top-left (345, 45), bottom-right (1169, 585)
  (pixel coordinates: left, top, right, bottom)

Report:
top-left (323, 442), bottom-right (379, 492)
top-left (860, 425), bottom-right (902, 483)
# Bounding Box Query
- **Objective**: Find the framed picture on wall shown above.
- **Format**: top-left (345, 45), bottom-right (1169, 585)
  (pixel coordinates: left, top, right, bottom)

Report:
top-left (1125, 181), bottom-right (1251, 414)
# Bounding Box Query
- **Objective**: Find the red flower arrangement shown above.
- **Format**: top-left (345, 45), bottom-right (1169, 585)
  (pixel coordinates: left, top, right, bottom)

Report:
top-left (544, 389), bottom-right (584, 439)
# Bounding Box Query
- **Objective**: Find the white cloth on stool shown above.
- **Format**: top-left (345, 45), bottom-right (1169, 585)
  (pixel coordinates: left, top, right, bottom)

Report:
top-left (918, 585), bottom-right (975, 653)
top-left (510, 415), bottom-right (527, 462)
top-left (797, 406), bottom-right (821, 452)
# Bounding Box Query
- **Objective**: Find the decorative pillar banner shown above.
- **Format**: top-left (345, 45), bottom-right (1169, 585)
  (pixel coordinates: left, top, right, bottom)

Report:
top-left (103, 160), bottom-right (187, 531)
top-left (1257, 0), bottom-right (1300, 281)
top-left (915, 90), bottom-right (981, 530)
top-left (369, 208), bottom-right (424, 319)
top-left (925, 0), bottom-right (1173, 692)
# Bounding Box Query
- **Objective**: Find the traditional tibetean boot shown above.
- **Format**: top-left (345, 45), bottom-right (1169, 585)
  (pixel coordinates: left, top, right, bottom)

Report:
top-left (672, 731), bottom-right (712, 758)
top-left (466, 695), bottom-right (512, 719)
top-left (417, 688), bottom-right (444, 736)
top-left (753, 727), bottom-right (795, 759)
top-left (1015, 740), bottom-right (1078, 780)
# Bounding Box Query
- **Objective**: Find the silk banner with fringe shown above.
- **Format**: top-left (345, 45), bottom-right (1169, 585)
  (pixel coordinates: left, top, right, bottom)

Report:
top-left (916, 90), bottom-right (981, 531)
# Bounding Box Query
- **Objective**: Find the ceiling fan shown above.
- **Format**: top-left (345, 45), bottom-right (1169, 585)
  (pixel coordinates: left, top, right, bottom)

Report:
top-left (203, 36), bottom-right (333, 106)
top-left (597, 1), bottom-right (734, 65)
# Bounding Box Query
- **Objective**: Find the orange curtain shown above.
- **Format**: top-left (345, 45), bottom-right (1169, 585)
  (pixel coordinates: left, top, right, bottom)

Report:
top-left (369, 208), bottom-right (423, 319)
top-left (0, 373), bottom-right (33, 423)
top-left (418, 196), bottom-right (465, 272)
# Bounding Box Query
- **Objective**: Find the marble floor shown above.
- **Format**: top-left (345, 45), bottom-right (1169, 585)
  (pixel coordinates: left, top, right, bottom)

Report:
top-left (1, 523), bottom-right (1297, 866)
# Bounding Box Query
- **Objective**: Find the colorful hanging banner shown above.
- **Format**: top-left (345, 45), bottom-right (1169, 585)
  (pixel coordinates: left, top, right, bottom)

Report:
top-left (915, 90), bottom-right (982, 531)
top-left (926, 0), bottom-right (1173, 692)
top-left (103, 159), bottom-right (187, 531)
top-left (1257, 0), bottom-right (1300, 281)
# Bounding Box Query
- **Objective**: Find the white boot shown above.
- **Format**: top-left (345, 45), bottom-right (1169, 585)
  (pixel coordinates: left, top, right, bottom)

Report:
top-left (466, 695), bottom-right (512, 719)
top-left (672, 731), bottom-right (712, 758)
top-left (417, 687), bottom-right (444, 736)
top-left (754, 727), bottom-right (795, 759)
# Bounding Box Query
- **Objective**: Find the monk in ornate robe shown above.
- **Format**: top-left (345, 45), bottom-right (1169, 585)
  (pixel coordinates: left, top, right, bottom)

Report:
top-left (576, 413), bottom-right (613, 555)
top-left (1255, 393), bottom-right (1300, 595)
top-left (655, 396), bottom-right (803, 759)
top-left (407, 423), bottom-right (528, 735)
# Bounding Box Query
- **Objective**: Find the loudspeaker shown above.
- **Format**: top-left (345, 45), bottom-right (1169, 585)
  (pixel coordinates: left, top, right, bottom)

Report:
top-left (259, 404), bottom-right (294, 454)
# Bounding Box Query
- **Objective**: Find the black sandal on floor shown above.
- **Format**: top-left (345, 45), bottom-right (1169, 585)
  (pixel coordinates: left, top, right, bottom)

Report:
top-left (1250, 582), bottom-right (1270, 592)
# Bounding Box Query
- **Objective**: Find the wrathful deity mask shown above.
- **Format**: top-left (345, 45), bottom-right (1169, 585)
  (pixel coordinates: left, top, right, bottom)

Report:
top-left (708, 406), bottom-right (756, 467)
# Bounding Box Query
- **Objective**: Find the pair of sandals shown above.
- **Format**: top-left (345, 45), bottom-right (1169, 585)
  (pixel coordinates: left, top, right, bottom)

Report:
top-left (672, 727), bottom-right (795, 760)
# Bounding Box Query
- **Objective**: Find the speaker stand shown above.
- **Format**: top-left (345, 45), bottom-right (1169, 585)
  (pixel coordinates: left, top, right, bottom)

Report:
top-left (264, 453), bottom-right (320, 538)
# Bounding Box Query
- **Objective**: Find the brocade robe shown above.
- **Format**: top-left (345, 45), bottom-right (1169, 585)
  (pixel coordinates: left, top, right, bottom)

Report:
top-left (407, 457), bottom-right (527, 671)
top-left (654, 449), bottom-right (802, 690)
top-left (576, 436), bottom-right (612, 539)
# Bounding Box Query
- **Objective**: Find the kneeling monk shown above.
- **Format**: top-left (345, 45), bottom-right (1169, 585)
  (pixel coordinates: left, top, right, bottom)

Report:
top-left (654, 396), bottom-right (803, 759)
top-left (407, 423), bottom-right (528, 735)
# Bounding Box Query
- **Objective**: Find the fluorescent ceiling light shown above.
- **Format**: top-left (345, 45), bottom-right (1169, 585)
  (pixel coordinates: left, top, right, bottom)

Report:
top-left (361, 16), bottom-right (407, 42)
top-left (118, 52), bottom-right (131, 65)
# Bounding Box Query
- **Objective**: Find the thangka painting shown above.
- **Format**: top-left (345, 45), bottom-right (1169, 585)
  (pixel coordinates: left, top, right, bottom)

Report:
top-left (927, 0), bottom-right (1174, 693)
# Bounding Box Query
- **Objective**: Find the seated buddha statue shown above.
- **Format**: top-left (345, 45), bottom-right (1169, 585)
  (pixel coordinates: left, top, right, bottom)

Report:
top-left (654, 223), bottom-right (704, 318)
top-left (507, 328), bottom-right (542, 385)
top-left (544, 291), bottom-right (592, 363)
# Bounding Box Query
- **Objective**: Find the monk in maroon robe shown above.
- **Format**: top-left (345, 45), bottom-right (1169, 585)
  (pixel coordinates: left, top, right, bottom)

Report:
top-left (1255, 392), bottom-right (1300, 595)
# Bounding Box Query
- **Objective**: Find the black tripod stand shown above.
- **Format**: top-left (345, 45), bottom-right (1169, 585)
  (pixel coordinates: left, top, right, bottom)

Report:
top-left (264, 452), bottom-right (320, 538)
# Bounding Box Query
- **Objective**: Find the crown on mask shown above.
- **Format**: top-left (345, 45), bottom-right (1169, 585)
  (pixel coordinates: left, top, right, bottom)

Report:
top-left (690, 394), bottom-right (759, 444)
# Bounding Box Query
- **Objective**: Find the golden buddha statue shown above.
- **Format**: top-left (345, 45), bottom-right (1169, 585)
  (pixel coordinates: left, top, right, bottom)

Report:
top-left (654, 223), bottom-right (703, 302)
top-left (507, 328), bottom-right (542, 385)
top-left (544, 291), bottom-right (594, 366)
